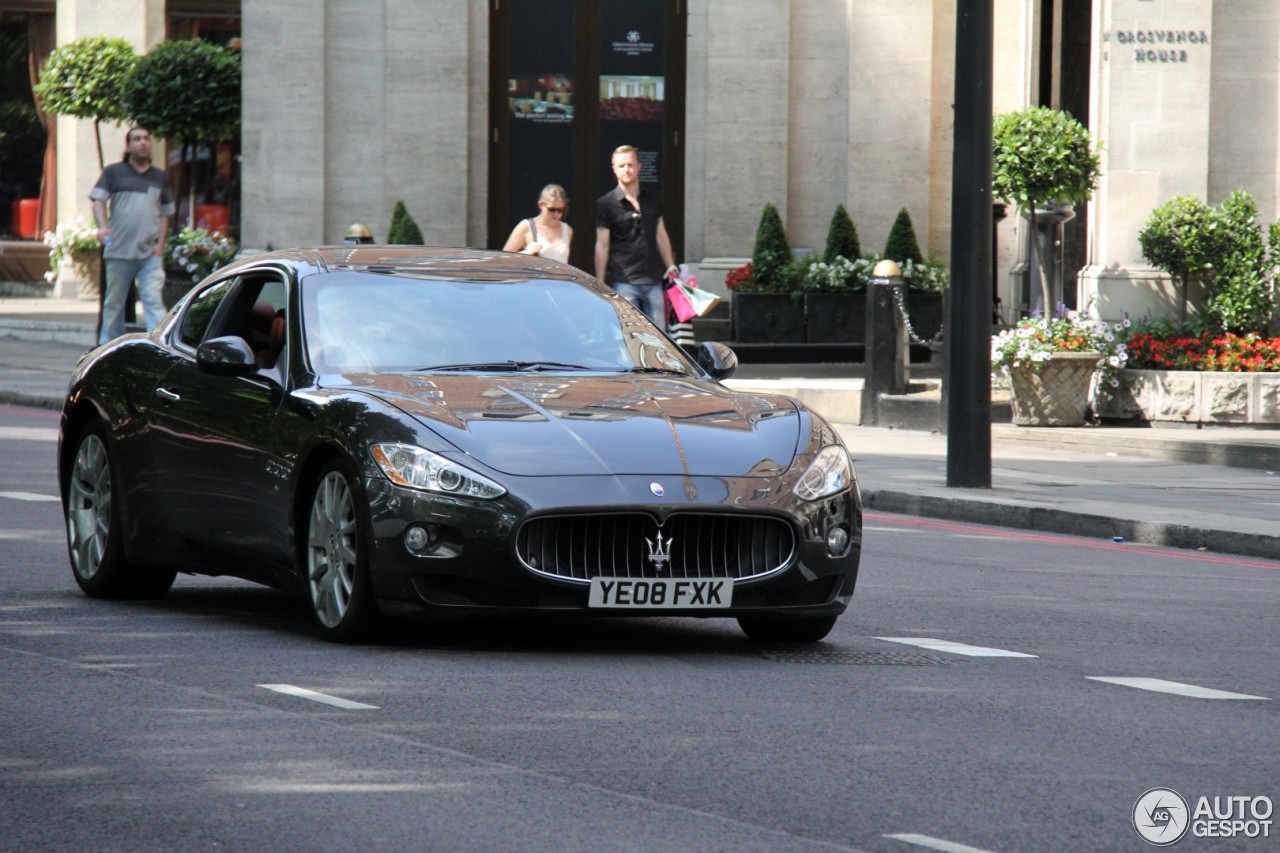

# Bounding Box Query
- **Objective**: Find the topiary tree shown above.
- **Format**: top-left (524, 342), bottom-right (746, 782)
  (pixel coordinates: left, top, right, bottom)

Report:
top-left (32, 36), bottom-right (136, 169)
top-left (121, 39), bottom-right (241, 227)
top-left (1139, 191), bottom-right (1278, 334)
top-left (823, 204), bottom-right (861, 263)
top-left (882, 208), bottom-right (924, 266)
top-left (992, 106), bottom-right (1100, 315)
top-left (387, 200), bottom-right (424, 245)
top-left (1204, 191), bottom-right (1277, 335)
top-left (749, 202), bottom-right (791, 292)
top-left (1138, 194), bottom-right (1221, 324)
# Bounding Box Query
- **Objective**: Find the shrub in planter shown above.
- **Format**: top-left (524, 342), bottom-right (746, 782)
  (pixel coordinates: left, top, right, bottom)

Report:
top-left (749, 202), bottom-right (791, 293)
top-left (1139, 190), bottom-right (1278, 334)
top-left (992, 107), bottom-right (1100, 211)
top-left (992, 106), bottom-right (1100, 315)
top-left (1207, 191), bottom-right (1277, 335)
top-left (33, 36), bottom-right (136, 169)
top-left (387, 200), bottom-right (425, 245)
top-left (1138, 194), bottom-right (1223, 324)
top-left (824, 204), bottom-right (861, 262)
top-left (883, 208), bottom-right (924, 266)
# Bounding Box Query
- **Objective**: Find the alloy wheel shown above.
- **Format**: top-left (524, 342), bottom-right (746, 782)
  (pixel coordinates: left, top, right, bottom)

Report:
top-left (66, 433), bottom-right (111, 581)
top-left (307, 470), bottom-right (358, 628)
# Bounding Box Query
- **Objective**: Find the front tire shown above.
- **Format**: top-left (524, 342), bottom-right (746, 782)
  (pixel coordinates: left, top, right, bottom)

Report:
top-left (64, 424), bottom-right (175, 599)
top-left (737, 613), bottom-right (839, 643)
top-left (305, 459), bottom-right (378, 642)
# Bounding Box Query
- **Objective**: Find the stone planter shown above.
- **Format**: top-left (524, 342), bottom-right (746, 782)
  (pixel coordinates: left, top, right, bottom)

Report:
top-left (1095, 368), bottom-right (1280, 425)
top-left (54, 251), bottom-right (101, 300)
top-left (731, 292), bottom-right (805, 342)
top-left (1008, 351), bottom-right (1101, 427)
top-left (805, 293), bottom-right (865, 343)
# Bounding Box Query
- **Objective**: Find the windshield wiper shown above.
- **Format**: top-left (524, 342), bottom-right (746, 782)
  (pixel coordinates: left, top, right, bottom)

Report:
top-left (625, 366), bottom-right (687, 374)
top-left (420, 361), bottom-right (593, 372)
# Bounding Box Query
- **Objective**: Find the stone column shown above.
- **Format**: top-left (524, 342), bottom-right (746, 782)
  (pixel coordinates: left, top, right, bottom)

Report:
top-left (1079, 0), bottom-right (1215, 322)
top-left (54, 0), bottom-right (166, 226)
top-left (241, 0), bottom-right (327, 250)
top-left (241, 0), bottom-right (473, 250)
top-left (847, 0), bottom-right (936, 255)
top-left (692, 0), bottom-right (791, 258)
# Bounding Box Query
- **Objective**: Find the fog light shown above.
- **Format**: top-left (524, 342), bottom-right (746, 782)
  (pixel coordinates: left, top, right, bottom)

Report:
top-left (826, 525), bottom-right (849, 554)
top-left (404, 523), bottom-right (440, 553)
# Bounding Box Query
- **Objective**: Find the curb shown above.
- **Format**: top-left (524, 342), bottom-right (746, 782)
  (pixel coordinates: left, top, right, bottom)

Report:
top-left (0, 319), bottom-right (96, 347)
top-left (864, 489), bottom-right (1280, 562)
top-left (0, 390), bottom-right (63, 411)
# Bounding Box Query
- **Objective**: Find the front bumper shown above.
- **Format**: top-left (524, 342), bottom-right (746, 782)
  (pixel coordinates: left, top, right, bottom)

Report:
top-left (363, 473), bottom-right (862, 618)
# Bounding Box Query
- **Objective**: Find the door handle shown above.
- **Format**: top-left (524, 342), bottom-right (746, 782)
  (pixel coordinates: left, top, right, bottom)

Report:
top-left (155, 387), bottom-right (180, 402)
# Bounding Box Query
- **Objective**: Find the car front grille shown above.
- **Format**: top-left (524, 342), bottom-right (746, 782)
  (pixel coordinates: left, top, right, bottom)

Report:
top-left (516, 512), bottom-right (796, 583)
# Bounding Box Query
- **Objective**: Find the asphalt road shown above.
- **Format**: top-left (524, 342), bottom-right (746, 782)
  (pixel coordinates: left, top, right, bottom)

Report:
top-left (1, 403), bottom-right (1276, 852)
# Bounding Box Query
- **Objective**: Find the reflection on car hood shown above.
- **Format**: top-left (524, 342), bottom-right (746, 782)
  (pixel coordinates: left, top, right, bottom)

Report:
top-left (347, 373), bottom-right (802, 477)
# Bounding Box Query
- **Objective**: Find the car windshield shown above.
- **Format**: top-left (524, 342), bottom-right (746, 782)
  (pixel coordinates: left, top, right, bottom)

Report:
top-left (301, 272), bottom-right (696, 376)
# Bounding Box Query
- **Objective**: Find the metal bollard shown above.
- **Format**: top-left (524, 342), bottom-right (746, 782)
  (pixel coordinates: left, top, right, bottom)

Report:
top-left (861, 260), bottom-right (908, 426)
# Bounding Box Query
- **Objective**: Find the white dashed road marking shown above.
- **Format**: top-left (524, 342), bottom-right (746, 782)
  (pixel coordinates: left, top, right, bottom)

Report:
top-left (876, 638), bottom-right (1037, 658)
top-left (885, 832), bottom-right (996, 853)
top-left (258, 684), bottom-right (379, 709)
top-left (0, 492), bottom-right (59, 502)
top-left (1086, 677), bottom-right (1270, 700)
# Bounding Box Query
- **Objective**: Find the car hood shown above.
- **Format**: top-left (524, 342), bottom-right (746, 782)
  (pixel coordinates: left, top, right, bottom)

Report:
top-left (346, 373), bottom-right (802, 477)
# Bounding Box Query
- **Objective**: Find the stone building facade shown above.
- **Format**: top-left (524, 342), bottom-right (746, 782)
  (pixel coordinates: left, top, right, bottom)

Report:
top-left (29, 0), bottom-right (1280, 323)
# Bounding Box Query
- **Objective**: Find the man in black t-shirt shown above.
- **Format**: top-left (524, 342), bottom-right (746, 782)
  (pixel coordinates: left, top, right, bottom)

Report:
top-left (594, 145), bottom-right (676, 327)
top-left (90, 126), bottom-right (175, 344)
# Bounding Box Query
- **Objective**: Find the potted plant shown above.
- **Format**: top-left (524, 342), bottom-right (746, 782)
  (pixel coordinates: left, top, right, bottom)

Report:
top-left (992, 107), bottom-right (1100, 316)
top-left (805, 205), bottom-right (868, 343)
top-left (991, 310), bottom-right (1128, 426)
top-left (33, 36), bottom-right (137, 170)
top-left (732, 202), bottom-right (805, 342)
top-left (387, 200), bottom-right (425, 244)
top-left (882, 208), bottom-right (948, 344)
top-left (803, 255), bottom-right (876, 343)
top-left (121, 39), bottom-right (241, 230)
top-left (1140, 190), bottom-right (1277, 332)
top-left (43, 216), bottom-right (103, 299)
top-left (163, 225), bottom-right (237, 305)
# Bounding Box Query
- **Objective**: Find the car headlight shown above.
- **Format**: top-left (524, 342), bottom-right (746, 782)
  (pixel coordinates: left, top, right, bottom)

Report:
top-left (793, 445), bottom-right (852, 501)
top-left (370, 443), bottom-right (506, 499)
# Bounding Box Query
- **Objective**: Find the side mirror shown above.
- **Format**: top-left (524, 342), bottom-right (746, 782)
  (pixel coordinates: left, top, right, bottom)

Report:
top-left (694, 341), bottom-right (738, 380)
top-left (196, 335), bottom-right (258, 376)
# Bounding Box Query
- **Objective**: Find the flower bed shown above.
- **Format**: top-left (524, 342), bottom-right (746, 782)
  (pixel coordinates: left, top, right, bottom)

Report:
top-left (1096, 369), bottom-right (1280, 425)
top-left (1099, 331), bottom-right (1280, 424)
top-left (1125, 331), bottom-right (1280, 372)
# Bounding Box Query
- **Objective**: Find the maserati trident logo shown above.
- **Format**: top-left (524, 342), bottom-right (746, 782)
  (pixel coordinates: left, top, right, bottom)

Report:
top-left (646, 532), bottom-right (672, 571)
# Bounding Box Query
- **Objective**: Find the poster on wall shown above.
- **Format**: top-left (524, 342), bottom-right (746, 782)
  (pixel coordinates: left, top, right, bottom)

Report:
top-left (598, 1), bottom-right (666, 192)
top-left (506, 0), bottom-right (575, 233)
top-left (509, 74), bottom-right (574, 124)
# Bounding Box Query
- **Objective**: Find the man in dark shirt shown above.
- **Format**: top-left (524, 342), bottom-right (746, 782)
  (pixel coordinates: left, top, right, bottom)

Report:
top-left (594, 145), bottom-right (676, 326)
top-left (90, 126), bottom-right (175, 344)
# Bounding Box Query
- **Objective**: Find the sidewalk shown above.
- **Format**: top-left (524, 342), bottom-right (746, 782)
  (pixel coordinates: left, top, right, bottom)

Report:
top-left (3, 295), bottom-right (1279, 562)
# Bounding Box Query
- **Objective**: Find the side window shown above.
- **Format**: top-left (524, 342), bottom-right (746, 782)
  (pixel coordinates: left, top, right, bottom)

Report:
top-left (178, 279), bottom-right (236, 350)
top-left (239, 277), bottom-right (289, 370)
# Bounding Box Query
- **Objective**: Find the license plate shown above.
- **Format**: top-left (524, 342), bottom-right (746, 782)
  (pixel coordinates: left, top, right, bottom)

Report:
top-left (588, 577), bottom-right (733, 609)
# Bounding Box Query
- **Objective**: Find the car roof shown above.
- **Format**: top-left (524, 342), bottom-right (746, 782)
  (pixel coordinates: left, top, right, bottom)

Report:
top-left (217, 246), bottom-right (592, 284)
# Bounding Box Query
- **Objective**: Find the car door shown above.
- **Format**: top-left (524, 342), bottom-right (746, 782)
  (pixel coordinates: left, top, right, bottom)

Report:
top-left (148, 273), bottom-right (292, 570)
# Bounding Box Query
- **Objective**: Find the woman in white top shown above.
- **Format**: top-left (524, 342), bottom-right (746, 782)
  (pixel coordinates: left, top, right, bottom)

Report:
top-left (503, 184), bottom-right (572, 264)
